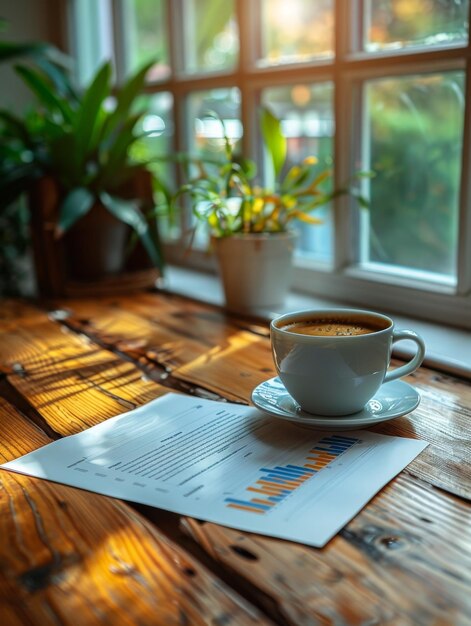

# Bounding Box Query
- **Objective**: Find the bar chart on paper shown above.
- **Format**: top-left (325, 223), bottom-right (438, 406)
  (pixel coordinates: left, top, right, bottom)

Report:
top-left (1, 393), bottom-right (427, 547)
top-left (225, 435), bottom-right (361, 514)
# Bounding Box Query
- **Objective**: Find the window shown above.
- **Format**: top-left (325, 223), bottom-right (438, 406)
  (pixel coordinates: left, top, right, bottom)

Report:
top-left (72, 0), bottom-right (471, 328)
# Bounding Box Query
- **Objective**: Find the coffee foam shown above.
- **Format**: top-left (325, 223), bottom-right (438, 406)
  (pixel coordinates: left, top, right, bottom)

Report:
top-left (281, 317), bottom-right (387, 337)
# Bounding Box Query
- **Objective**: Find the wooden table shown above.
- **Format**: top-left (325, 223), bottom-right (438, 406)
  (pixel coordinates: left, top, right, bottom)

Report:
top-left (0, 291), bottom-right (470, 626)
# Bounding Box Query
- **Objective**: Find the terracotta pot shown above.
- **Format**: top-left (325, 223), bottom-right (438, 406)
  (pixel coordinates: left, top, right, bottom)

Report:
top-left (212, 231), bottom-right (297, 313)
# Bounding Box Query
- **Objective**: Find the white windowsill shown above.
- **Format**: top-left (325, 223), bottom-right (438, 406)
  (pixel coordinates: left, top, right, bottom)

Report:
top-left (162, 265), bottom-right (471, 381)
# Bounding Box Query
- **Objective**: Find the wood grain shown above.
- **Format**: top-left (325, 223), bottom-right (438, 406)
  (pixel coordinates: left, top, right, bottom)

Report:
top-left (57, 293), bottom-right (273, 403)
top-left (0, 397), bottom-right (270, 626)
top-left (0, 313), bottom-right (165, 436)
top-left (1, 295), bottom-right (470, 626)
top-left (182, 472), bottom-right (471, 625)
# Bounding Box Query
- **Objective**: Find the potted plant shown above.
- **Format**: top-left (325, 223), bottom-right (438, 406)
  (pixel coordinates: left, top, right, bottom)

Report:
top-left (0, 26), bottom-right (72, 296)
top-left (0, 47), bottom-right (164, 296)
top-left (174, 108), bottom-right (369, 313)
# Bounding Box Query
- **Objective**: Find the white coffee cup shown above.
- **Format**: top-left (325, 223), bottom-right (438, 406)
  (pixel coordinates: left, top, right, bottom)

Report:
top-left (270, 308), bottom-right (425, 416)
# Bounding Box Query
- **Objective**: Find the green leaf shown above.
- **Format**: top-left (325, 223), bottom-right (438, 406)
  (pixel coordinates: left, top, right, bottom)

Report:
top-left (0, 40), bottom-right (47, 62)
top-left (97, 113), bottom-right (142, 188)
top-left (48, 133), bottom-right (80, 187)
top-left (100, 193), bottom-right (162, 269)
top-left (35, 57), bottom-right (78, 102)
top-left (353, 170), bottom-right (376, 179)
top-left (0, 37), bottom-right (71, 66)
top-left (152, 174), bottom-right (175, 224)
top-left (237, 156), bottom-right (257, 180)
top-left (74, 62), bottom-right (112, 165)
top-left (101, 60), bottom-right (155, 141)
top-left (15, 65), bottom-right (73, 123)
top-left (351, 190), bottom-right (370, 209)
top-left (0, 162), bottom-right (38, 211)
top-left (56, 187), bottom-right (94, 236)
top-left (0, 111), bottom-right (31, 144)
top-left (260, 106), bottom-right (286, 178)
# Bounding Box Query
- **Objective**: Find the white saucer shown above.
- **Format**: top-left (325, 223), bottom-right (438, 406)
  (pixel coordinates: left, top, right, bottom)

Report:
top-left (251, 377), bottom-right (420, 430)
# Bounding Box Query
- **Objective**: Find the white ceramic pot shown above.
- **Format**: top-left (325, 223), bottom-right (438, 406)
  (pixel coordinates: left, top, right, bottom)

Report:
top-left (213, 231), bottom-right (296, 313)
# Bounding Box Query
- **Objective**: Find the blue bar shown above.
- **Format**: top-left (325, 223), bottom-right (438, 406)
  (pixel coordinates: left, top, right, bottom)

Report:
top-left (265, 475), bottom-right (295, 485)
top-left (320, 437), bottom-right (356, 446)
top-left (313, 446), bottom-right (344, 453)
top-left (259, 477), bottom-right (291, 485)
top-left (321, 444), bottom-right (351, 452)
top-left (258, 487), bottom-right (292, 495)
top-left (267, 473), bottom-right (304, 483)
top-left (266, 469), bottom-right (308, 480)
top-left (327, 435), bottom-right (360, 443)
top-left (274, 466), bottom-right (310, 477)
top-left (286, 464), bottom-right (315, 473)
top-left (268, 496), bottom-right (283, 502)
top-left (261, 468), bottom-right (301, 479)
top-left (262, 466), bottom-right (305, 478)
top-left (225, 499), bottom-right (271, 511)
top-left (326, 444), bottom-right (352, 452)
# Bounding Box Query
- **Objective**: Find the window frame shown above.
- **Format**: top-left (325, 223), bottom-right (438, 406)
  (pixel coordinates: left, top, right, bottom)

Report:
top-left (79, 0), bottom-right (471, 329)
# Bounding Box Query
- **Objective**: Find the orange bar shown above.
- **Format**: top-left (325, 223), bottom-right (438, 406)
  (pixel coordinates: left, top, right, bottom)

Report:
top-left (227, 504), bottom-right (265, 514)
top-left (304, 463), bottom-right (322, 470)
top-left (258, 480), bottom-right (295, 491)
top-left (309, 449), bottom-right (336, 455)
top-left (308, 453), bottom-right (335, 460)
top-left (262, 477), bottom-right (303, 487)
top-left (251, 498), bottom-right (276, 506)
top-left (252, 482), bottom-right (284, 492)
top-left (248, 487), bottom-right (281, 496)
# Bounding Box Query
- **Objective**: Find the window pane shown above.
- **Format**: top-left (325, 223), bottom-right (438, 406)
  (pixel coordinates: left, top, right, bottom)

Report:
top-left (364, 0), bottom-right (469, 51)
top-left (258, 0), bottom-right (334, 67)
top-left (182, 0), bottom-right (239, 74)
top-left (261, 84), bottom-right (335, 263)
top-left (187, 88), bottom-right (242, 154)
top-left (132, 93), bottom-right (178, 239)
top-left (187, 88), bottom-right (242, 246)
top-left (364, 72), bottom-right (465, 278)
top-left (124, 0), bottom-right (171, 80)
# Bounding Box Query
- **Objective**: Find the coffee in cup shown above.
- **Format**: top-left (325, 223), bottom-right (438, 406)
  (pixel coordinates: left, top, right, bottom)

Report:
top-left (281, 318), bottom-right (385, 337)
top-left (271, 308), bottom-right (425, 416)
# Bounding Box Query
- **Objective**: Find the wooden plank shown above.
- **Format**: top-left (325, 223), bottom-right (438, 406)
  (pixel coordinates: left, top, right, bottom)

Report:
top-left (370, 368), bottom-right (471, 500)
top-left (0, 397), bottom-right (271, 626)
top-left (0, 312), bottom-right (166, 436)
top-left (56, 293), bottom-right (273, 403)
top-left (0, 299), bottom-right (47, 332)
top-left (1, 297), bottom-right (470, 625)
top-left (182, 472), bottom-right (471, 626)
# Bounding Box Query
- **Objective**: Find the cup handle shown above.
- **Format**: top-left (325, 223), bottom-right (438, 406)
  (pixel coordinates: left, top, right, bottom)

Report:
top-left (383, 329), bottom-right (426, 383)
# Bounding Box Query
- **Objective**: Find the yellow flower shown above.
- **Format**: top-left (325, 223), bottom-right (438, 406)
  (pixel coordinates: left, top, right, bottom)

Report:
top-left (288, 165), bottom-right (301, 178)
top-left (252, 198), bottom-right (264, 214)
top-left (303, 156), bottom-right (318, 165)
top-left (281, 195), bottom-right (296, 209)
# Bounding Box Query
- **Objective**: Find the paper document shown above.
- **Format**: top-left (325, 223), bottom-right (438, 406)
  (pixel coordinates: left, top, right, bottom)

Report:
top-left (1, 393), bottom-right (427, 547)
